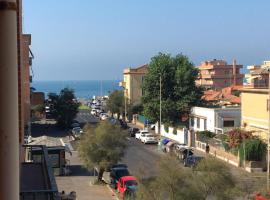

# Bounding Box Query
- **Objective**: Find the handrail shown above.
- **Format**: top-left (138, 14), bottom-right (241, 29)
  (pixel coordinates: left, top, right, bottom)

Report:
top-left (20, 145), bottom-right (60, 200)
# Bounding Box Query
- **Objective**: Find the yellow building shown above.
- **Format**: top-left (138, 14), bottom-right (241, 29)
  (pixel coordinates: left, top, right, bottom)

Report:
top-left (241, 88), bottom-right (269, 140)
top-left (119, 64), bottom-right (148, 105)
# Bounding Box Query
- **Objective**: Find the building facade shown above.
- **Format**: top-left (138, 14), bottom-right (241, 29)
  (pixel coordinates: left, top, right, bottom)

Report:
top-left (189, 106), bottom-right (241, 134)
top-left (196, 59), bottom-right (244, 90)
top-left (119, 64), bottom-right (148, 105)
top-left (241, 88), bottom-right (269, 140)
top-left (245, 61), bottom-right (270, 88)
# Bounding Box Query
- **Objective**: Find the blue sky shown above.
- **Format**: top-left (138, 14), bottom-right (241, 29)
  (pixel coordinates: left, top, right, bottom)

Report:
top-left (23, 0), bottom-right (270, 81)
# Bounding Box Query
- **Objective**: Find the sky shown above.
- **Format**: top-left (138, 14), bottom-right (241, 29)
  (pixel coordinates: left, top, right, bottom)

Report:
top-left (23, 0), bottom-right (270, 81)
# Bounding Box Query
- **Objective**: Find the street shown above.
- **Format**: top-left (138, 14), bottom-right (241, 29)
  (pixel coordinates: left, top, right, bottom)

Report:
top-left (121, 137), bottom-right (162, 178)
top-left (74, 109), bottom-right (99, 124)
top-left (31, 110), bottom-right (267, 199)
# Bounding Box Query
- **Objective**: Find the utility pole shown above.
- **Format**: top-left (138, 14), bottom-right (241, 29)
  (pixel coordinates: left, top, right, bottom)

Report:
top-left (267, 68), bottom-right (270, 191)
top-left (159, 75), bottom-right (162, 134)
top-left (124, 89), bottom-right (127, 121)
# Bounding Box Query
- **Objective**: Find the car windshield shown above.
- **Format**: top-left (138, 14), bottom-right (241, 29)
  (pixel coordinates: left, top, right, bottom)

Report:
top-left (146, 135), bottom-right (154, 137)
top-left (125, 180), bottom-right (137, 186)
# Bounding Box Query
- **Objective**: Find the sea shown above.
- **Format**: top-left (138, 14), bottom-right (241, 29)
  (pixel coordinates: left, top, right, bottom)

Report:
top-left (31, 80), bottom-right (121, 99)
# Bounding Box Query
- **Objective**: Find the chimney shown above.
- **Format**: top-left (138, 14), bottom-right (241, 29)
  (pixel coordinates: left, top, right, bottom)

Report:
top-left (233, 59), bottom-right (237, 86)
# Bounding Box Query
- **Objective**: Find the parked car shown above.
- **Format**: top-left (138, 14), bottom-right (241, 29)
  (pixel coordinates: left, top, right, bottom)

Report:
top-left (140, 134), bottom-right (158, 144)
top-left (70, 123), bottom-right (80, 128)
top-left (174, 146), bottom-right (194, 160)
top-left (100, 113), bottom-right (109, 120)
top-left (90, 109), bottom-right (97, 115)
top-left (119, 119), bottom-right (128, 129)
top-left (183, 155), bottom-right (204, 167)
top-left (128, 127), bottom-right (139, 137)
top-left (117, 176), bottom-right (137, 199)
top-left (135, 130), bottom-right (149, 140)
top-left (72, 127), bottom-right (83, 138)
top-left (110, 167), bottom-right (130, 189)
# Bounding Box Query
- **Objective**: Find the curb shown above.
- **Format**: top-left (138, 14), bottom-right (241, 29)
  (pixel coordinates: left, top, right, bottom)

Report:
top-left (106, 184), bottom-right (120, 200)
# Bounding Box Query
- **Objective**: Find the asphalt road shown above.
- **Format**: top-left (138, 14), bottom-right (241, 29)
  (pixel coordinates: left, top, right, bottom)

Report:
top-left (75, 109), bottom-right (99, 124)
top-left (121, 136), bottom-right (162, 179)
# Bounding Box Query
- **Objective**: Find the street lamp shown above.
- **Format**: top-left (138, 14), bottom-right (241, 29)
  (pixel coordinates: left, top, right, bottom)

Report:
top-left (124, 89), bottom-right (127, 121)
top-left (267, 69), bottom-right (270, 190)
top-left (159, 75), bottom-right (162, 134)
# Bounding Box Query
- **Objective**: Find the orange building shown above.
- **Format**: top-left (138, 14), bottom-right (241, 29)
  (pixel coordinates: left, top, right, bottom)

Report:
top-left (196, 59), bottom-right (244, 90)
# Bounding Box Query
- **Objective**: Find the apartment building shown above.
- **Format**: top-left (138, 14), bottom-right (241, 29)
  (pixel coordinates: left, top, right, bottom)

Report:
top-left (245, 61), bottom-right (270, 88)
top-left (0, 1), bottom-right (59, 199)
top-left (196, 59), bottom-right (244, 90)
top-left (241, 88), bottom-right (269, 141)
top-left (119, 64), bottom-right (148, 105)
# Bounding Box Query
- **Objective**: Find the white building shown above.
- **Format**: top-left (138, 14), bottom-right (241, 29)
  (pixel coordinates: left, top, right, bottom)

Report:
top-left (189, 106), bottom-right (241, 134)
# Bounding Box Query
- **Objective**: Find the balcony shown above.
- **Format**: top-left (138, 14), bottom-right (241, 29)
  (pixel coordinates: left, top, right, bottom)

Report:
top-left (119, 81), bottom-right (126, 88)
top-left (20, 145), bottom-right (60, 200)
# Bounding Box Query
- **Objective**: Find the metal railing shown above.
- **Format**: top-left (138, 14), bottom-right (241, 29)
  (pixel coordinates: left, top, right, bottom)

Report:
top-left (20, 145), bottom-right (60, 200)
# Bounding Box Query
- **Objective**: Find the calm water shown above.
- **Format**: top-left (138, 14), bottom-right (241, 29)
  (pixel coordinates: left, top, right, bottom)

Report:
top-left (31, 80), bottom-right (121, 99)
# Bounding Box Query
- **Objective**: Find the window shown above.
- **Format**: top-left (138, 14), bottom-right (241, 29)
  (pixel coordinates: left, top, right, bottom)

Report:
top-left (141, 76), bottom-right (145, 95)
top-left (223, 120), bottom-right (234, 127)
top-left (197, 118), bottom-right (200, 128)
top-left (190, 117), bottom-right (194, 127)
top-left (204, 119), bottom-right (207, 130)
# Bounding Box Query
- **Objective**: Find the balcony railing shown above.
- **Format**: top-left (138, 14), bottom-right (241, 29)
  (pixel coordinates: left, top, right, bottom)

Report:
top-left (20, 145), bottom-right (60, 200)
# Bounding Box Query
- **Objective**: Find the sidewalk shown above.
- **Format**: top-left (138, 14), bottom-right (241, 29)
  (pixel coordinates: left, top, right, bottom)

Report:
top-left (56, 139), bottom-right (118, 200)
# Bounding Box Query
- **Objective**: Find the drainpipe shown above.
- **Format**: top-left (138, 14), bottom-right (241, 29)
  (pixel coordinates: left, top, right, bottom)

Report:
top-left (0, 1), bottom-right (19, 200)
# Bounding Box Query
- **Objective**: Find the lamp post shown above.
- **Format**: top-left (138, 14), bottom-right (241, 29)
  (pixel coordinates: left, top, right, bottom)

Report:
top-left (159, 75), bottom-right (162, 134)
top-left (124, 89), bottom-right (127, 121)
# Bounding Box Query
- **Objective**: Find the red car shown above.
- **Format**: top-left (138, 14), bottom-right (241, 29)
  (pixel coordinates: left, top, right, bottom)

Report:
top-left (117, 176), bottom-right (138, 199)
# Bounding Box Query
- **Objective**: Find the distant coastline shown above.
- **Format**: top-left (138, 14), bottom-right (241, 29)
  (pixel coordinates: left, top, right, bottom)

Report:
top-left (31, 80), bottom-right (121, 99)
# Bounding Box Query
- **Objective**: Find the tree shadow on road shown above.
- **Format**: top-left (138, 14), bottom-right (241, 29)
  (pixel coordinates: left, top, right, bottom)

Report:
top-left (67, 165), bottom-right (94, 176)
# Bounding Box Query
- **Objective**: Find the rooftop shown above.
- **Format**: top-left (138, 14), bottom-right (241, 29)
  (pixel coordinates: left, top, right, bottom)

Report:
top-left (123, 64), bottom-right (148, 74)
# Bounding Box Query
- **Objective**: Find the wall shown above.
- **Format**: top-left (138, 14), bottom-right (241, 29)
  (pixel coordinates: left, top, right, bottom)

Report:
top-left (195, 140), bottom-right (240, 167)
top-left (190, 107), bottom-right (215, 132)
top-left (241, 90), bottom-right (268, 140)
top-left (160, 125), bottom-right (188, 144)
top-left (31, 92), bottom-right (45, 106)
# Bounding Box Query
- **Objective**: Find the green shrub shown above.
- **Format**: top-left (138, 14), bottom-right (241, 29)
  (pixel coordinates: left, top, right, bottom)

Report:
top-left (197, 131), bottom-right (216, 138)
top-left (239, 139), bottom-right (266, 161)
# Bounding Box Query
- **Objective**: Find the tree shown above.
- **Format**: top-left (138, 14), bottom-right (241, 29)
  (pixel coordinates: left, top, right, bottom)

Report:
top-left (136, 155), bottom-right (202, 200)
top-left (193, 157), bottom-right (236, 200)
top-left (78, 121), bottom-right (127, 182)
top-left (49, 88), bottom-right (79, 128)
top-left (106, 90), bottom-right (124, 118)
top-left (142, 53), bottom-right (203, 126)
top-left (136, 156), bottom-right (239, 200)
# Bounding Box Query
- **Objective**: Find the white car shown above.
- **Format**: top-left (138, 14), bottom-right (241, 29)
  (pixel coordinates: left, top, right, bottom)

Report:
top-left (135, 130), bottom-right (149, 140)
top-left (141, 134), bottom-right (157, 144)
top-left (100, 113), bottom-right (109, 120)
top-left (90, 109), bottom-right (97, 115)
